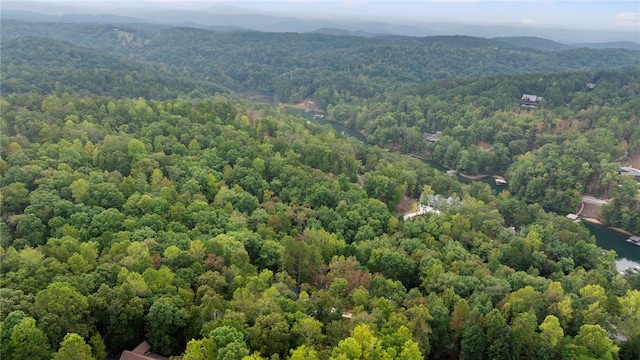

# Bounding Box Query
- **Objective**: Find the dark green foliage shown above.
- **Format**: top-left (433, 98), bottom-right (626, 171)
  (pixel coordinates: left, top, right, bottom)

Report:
top-left (145, 295), bottom-right (190, 356)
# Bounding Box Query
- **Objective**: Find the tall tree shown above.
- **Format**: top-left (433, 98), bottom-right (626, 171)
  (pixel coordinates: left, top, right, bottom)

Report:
top-left (53, 333), bottom-right (95, 360)
top-left (33, 282), bottom-right (90, 346)
top-left (145, 295), bottom-right (190, 356)
top-left (6, 317), bottom-right (51, 360)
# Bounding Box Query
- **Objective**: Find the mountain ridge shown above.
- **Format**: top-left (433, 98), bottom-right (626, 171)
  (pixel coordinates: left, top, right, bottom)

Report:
top-left (1, 1), bottom-right (638, 43)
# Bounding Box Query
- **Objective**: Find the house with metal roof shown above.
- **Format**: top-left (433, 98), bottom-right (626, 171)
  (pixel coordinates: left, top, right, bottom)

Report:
top-left (521, 94), bottom-right (543, 108)
top-left (618, 167), bottom-right (640, 182)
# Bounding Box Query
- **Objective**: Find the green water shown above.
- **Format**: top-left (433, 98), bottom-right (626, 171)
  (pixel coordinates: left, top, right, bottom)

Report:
top-left (584, 222), bottom-right (640, 272)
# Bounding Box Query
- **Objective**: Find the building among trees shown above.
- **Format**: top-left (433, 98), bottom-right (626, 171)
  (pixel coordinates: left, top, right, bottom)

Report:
top-left (119, 342), bottom-right (167, 360)
top-left (521, 94), bottom-right (543, 108)
top-left (618, 167), bottom-right (640, 182)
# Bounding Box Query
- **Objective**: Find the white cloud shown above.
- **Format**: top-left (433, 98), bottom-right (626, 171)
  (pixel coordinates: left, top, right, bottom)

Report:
top-left (612, 12), bottom-right (640, 29)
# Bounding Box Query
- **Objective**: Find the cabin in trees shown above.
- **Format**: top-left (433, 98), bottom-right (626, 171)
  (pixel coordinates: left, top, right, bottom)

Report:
top-left (423, 131), bottom-right (441, 143)
top-left (618, 167), bottom-right (640, 182)
top-left (119, 341), bottom-right (167, 360)
top-left (586, 83), bottom-right (596, 91)
top-left (521, 94), bottom-right (543, 108)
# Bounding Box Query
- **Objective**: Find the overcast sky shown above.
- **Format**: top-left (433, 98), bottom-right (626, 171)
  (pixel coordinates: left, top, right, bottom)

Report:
top-left (7, 1), bottom-right (640, 31)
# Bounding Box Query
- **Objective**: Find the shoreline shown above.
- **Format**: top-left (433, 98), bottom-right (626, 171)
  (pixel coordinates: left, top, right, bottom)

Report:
top-left (457, 172), bottom-right (491, 180)
top-left (580, 217), bottom-right (636, 237)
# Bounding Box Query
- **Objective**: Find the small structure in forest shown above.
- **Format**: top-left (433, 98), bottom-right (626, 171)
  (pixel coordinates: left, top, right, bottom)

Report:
top-left (566, 213), bottom-right (580, 222)
top-left (521, 94), bottom-right (543, 108)
top-left (618, 167), bottom-right (640, 182)
top-left (119, 341), bottom-right (167, 360)
top-left (423, 131), bottom-right (441, 143)
top-left (586, 83), bottom-right (596, 91)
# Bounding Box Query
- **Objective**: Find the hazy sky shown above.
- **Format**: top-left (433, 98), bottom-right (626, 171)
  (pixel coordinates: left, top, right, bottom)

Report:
top-left (8, 1), bottom-right (640, 31)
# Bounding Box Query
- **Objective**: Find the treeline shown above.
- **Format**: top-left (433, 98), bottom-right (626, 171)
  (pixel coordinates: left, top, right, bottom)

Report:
top-left (1, 94), bottom-right (640, 360)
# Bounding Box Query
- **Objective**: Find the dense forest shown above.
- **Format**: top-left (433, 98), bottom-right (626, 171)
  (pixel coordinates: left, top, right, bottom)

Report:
top-left (3, 19), bottom-right (640, 103)
top-left (1, 20), bottom-right (640, 360)
top-left (326, 68), bottom-right (640, 228)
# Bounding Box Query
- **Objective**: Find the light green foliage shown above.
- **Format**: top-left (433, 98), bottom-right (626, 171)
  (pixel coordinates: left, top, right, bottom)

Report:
top-left (290, 345), bottom-right (319, 360)
top-left (399, 340), bottom-right (423, 360)
top-left (619, 290), bottom-right (640, 338)
top-left (574, 324), bottom-right (619, 360)
top-left (539, 315), bottom-right (564, 348)
top-left (511, 311), bottom-right (539, 359)
top-left (69, 178), bottom-right (90, 203)
top-left (53, 333), bottom-right (95, 360)
top-left (6, 317), bottom-right (51, 360)
top-left (127, 139), bottom-right (147, 160)
top-left (331, 337), bottom-right (363, 359)
top-left (1, 182), bottom-right (30, 213)
top-left (182, 337), bottom-right (215, 360)
top-left (292, 317), bottom-right (325, 347)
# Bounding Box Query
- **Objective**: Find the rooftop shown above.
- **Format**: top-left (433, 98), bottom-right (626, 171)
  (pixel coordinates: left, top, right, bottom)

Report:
top-left (119, 342), bottom-right (167, 360)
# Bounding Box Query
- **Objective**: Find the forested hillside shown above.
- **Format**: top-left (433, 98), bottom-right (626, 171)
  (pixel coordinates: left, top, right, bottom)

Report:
top-left (323, 67), bottom-right (640, 228)
top-left (3, 19), bottom-right (640, 105)
top-left (0, 37), bottom-right (230, 98)
top-left (2, 92), bottom-right (640, 360)
top-left (2, 20), bottom-right (640, 360)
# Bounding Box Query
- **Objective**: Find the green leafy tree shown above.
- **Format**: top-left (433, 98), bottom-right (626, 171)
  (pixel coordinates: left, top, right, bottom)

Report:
top-left (511, 311), bottom-right (539, 360)
top-left (89, 332), bottom-right (107, 360)
top-left (290, 345), bottom-right (319, 360)
top-left (460, 324), bottom-right (486, 360)
top-left (33, 282), bottom-right (90, 346)
top-left (69, 178), bottom-right (90, 203)
top-left (16, 213), bottom-right (46, 246)
top-left (250, 312), bottom-right (291, 358)
top-left (1, 310), bottom-right (28, 352)
top-left (89, 284), bottom-right (147, 351)
top-left (1, 182), bottom-right (30, 213)
top-left (182, 337), bottom-right (215, 360)
top-left (145, 295), bottom-right (190, 356)
top-left (573, 324), bottom-right (619, 360)
top-left (539, 315), bottom-right (564, 349)
top-left (210, 325), bottom-right (249, 360)
top-left (619, 290), bottom-right (640, 338)
top-left (292, 316), bottom-right (324, 348)
top-left (6, 317), bottom-right (51, 360)
top-left (53, 333), bottom-right (95, 360)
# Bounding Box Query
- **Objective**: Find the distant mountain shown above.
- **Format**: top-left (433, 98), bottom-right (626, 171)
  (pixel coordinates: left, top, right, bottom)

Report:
top-left (570, 41), bottom-right (640, 51)
top-left (2, 1), bottom-right (638, 44)
top-left (493, 36), bottom-right (572, 51)
top-left (0, 10), bottom-right (150, 24)
top-left (1, 0), bottom-right (89, 15)
top-left (3, 20), bottom-right (639, 106)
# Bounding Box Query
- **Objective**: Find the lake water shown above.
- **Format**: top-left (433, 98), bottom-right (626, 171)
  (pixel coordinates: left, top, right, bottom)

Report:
top-left (299, 110), bottom-right (639, 270)
top-left (584, 222), bottom-right (640, 272)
